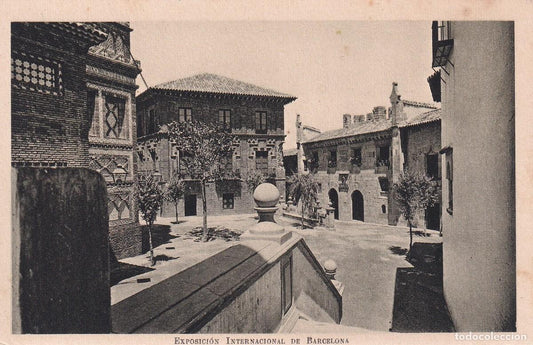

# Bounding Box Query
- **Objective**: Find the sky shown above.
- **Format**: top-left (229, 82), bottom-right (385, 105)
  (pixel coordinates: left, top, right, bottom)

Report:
top-left (130, 21), bottom-right (437, 149)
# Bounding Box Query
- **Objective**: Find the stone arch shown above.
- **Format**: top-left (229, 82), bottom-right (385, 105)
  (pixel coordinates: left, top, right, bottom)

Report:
top-left (328, 188), bottom-right (339, 220)
top-left (351, 190), bottom-right (364, 221)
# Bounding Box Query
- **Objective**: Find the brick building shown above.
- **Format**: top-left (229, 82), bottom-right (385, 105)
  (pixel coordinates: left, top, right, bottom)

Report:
top-left (302, 83), bottom-right (441, 228)
top-left (11, 22), bottom-right (142, 259)
top-left (11, 23), bottom-right (107, 168)
top-left (136, 73), bottom-right (296, 216)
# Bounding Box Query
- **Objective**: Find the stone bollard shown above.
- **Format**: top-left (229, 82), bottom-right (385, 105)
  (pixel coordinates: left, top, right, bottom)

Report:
top-left (324, 259), bottom-right (344, 296)
top-left (240, 183), bottom-right (292, 244)
top-left (324, 202), bottom-right (336, 229)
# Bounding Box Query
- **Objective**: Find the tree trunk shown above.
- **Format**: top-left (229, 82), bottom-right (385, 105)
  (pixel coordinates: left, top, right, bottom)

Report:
top-left (301, 201), bottom-right (305, 229)
top-left (408, 221), bottom-right (413, 257)
top-left (148, 223), bottom-right (155, 266)
top-left (201, 179), bottom-right (208, 242)
top-left (175, 202), bottom-right (179, 224)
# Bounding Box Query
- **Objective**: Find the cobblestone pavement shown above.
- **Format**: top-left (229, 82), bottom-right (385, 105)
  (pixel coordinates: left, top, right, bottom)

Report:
top-left (112, 213), bottom-right (442, 331)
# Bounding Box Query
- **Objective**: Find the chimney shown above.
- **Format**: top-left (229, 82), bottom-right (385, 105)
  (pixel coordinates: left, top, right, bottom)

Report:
top-left (354, 114), bottom-right (365, 124)
top-left (372, 106), bottom-right (387, 121)
top-left (296, 114), bottom-right (302, 144)
top-left (389, 82), bottom-right (405, 125)
top-left (343, 114), bottom-right (352, 128)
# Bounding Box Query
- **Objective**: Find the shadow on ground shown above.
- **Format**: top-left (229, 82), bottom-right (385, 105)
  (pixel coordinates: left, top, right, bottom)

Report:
top-left (141, 224), bottom-right (175, 253)
top-left (188, 226), bottom-right (242, 242)
top-left (110, 262), bottom-right (154, 287)
top-left (154, 254), bottom-right (178, 262)
top-left (412, 229), bottom-right (432, 237)
top-left (390, 242), bottom-right (455, 332)
top-left (389, 246), bottom-right (409, 256)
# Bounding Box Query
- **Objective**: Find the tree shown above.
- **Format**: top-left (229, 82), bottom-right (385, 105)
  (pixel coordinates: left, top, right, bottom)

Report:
top-left (167, 120), bottom-right (234, 242)
top-left (288, 173), bottom-right (320, 229)
top-left (393, 170), bottom-right (439, 254)
top-left (245, 170), bottom-right (266, 194)
top-left (137, 174), bottom-right (164, 265)
top-left (164, 175), bottom-right (185, 224)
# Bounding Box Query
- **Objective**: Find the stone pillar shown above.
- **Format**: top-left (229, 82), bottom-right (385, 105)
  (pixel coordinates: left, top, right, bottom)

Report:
top-left (240, 183), bottom-right (292, 244)
top-left (324, 202), bottom-right (336, 229)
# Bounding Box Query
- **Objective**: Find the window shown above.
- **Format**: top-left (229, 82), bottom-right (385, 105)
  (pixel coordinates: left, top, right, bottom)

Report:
top-left (104, 94), bottom-right (126, 139)
top-left (255, 150), bottom-right (269, 173)
top-left (255, 111), bottom-right (267, 134)
top-left (281, 255), bottom-right (293, 314)
top-left (446, 151), bottom-right (453, 215)
top-left (378, 177), bottom-right (389, 192)
top-left (223, 193), bottom-right (234, 209)
top-left (426, 154), bottom-right (439, 179)
top-left (219, 109), bottom-right (231, 129)
top-left (381, 205), bottom-right (387, 214)
top-left (351, 148), bottom-right (362, 166)
top-left (432, 21), bottom-right (453, 68)
top-left (328, 150), bottom-right (337, 168)
top-left (12, 51), bottom-right (63, 95)
top-left (178, 107), bottom-right (192, 123)
top-left (377, 145), bottom-right (390, 167)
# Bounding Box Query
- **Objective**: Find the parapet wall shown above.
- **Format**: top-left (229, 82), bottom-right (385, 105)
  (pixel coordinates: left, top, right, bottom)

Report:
top-left (111, 234), bottom-right (342, 333)
top-left (12, 167), bottom-right (111, 333)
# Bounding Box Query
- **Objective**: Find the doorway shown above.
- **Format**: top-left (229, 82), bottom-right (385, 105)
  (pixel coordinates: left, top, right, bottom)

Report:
top-left (328, 189), bottom-right (339, 220)
top-left (184, 194), bottom-right (197, 216)
top-left (351, 190), bottom-right (364, 221)
top-left (425, 203), bottom-right (440, 231)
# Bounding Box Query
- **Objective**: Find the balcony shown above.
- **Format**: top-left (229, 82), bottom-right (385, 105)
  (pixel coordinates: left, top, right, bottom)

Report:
top-left (432, 21), bottom-right (454, 68)
top-left (375, 160), bottom-right (389, 174)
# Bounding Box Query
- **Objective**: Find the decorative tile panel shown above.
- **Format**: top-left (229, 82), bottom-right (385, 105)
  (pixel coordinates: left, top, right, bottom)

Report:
top-left (89, 154), bottom-right (130, 183)
top-left (11, 51), bottom-right (63, 95)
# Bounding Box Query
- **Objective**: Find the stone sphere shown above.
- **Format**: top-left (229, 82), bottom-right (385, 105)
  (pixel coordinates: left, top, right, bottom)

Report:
top-left (253, 183), bottom-right (280, 207)
top-left (324, 259), bottom-right (337, 273)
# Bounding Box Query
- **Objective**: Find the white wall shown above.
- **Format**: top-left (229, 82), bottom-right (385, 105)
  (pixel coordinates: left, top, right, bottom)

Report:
top-left (441, 21), bottom-right (515, 331)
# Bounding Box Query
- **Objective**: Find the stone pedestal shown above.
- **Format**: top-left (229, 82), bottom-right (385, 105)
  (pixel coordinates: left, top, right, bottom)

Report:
top-left (324, 204), bottom-right (336, 230)
top-left (240, 183), bottom-right (292, 245)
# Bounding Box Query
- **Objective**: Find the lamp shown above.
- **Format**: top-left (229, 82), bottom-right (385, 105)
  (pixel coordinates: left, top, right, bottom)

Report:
top-left (153, 171), bottom-right (163, 183)
top-left (112, 167), bottom-right (128, 184)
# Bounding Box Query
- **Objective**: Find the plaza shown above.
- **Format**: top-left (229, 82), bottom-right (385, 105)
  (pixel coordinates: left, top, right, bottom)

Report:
top-left (112, 213), bottom-right (448, 332)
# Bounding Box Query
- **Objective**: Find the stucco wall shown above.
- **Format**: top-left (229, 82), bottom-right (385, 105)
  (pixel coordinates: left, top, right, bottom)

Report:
top-left (200, 262), bottom-right (283, 333)
top-left (441, 21), bottom-right (515, 331)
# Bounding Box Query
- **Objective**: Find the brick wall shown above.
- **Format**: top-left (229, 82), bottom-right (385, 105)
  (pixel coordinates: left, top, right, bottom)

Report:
top-left (109, 221), bottom-right (143, 259)
top-left (12, 33), bottom-right (91, 168)
top-left (137, 91), bottom-right (288, 216)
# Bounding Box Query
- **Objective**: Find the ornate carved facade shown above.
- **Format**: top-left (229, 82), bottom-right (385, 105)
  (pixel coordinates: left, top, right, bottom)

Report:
top-left (86, 22), bottom-right (141, 259)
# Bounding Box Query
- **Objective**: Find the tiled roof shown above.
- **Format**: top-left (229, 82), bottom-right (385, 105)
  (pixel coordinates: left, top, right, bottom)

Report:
top-left (400, 109), bottom-right (441, 128)
top-left (303, 119), bottom-right (392, 144)
top-left (402, 99), bottom-right (439, 109)
top-left (48, 22), bottom-right (108, 44)
top-left (153, 73), bottom-right (296, 100)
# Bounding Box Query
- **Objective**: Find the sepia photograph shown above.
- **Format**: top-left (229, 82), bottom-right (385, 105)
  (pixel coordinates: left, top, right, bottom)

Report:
top-left (5, 2), bottom-right (530, 344)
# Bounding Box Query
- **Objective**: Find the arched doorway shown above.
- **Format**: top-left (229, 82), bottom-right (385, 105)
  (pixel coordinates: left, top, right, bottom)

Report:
top-left (352, 190), bottom-right (364, 221)
top-left (328, 189), bottom-right (339, 220)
